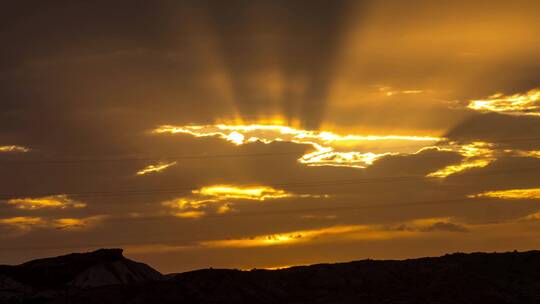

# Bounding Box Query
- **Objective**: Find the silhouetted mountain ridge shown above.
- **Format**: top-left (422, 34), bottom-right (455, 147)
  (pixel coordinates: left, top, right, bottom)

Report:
top-left (0, 248), bottom-right (162, 296)
top-left (2, 249), bottom-right (540, 303)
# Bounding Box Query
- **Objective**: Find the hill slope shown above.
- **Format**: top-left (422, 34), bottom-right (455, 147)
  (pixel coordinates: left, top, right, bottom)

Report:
top-left (2, 249), bottom-right (540, 303)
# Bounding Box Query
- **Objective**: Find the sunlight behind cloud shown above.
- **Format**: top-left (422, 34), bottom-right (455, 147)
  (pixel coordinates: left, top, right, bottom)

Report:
top-left (153, 124), bottom-right (442, 168)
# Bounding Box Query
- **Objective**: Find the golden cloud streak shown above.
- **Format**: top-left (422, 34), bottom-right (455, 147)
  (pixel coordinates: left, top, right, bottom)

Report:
top-left (163, 185), bottom-right (323, 218)
top-left (0, 215), bottom-right (105, 231)
top-left (0, 217), bottom-right (46, 230)
top-left (201, 217), bottom-right (464, 248)
top-left (123, 218), bottom-right (465, 254)
top-left (153, 124), bottom-right (442, 169)
top-left (53, 215), bottom-right (106, 230)
top-left (195, 185), bottom-right (292, 201)
top-left (427, 142), bottom-right (496, 178)
top-left (470, 188), bottom-right (540, 200)
top-left (173, 210), bottom-right (206, 219)
top-left (467, 89), bottom-right (540, 116)
top-left (136, 161), bottom-right (177, 176)
top-left (6, 195), bottom-right (86, 210)
top-left (0, 145), bottom-right (30, 153)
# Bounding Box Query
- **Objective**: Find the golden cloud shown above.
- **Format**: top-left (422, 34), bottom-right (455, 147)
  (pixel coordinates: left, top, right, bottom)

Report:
top-left (467, 89), bottom-right (540, 116)
top-left (123, 217), bottom-right (467, 254)
top-left (0, 145), bottom-right (30, 153)
top-left (0, 216), bottom-right (46, 230)
top-left (0, 215), bottom-right (106, 232)
top-left (153, 124), bottom-right (442, 169)
top-left (470, 188), bottom-right (540, 200)
top-left (427, 142), bottom-right (496, 178)
top-left (163, 185), bottom-right (324, 219)
top-left (201, 217), bottom-right (466, 248)
top-left (136, 161), bottom-right (177, 176)
top-left (6, 195), bottom-right (86, 210)
top-left (53, 215), bottom-right (107, 230)
top-left (154, 124), bottom-right (537, 178)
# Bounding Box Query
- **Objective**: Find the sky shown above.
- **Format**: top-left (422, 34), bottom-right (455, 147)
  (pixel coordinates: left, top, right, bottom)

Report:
top-left (1, 0), bottom-right (540, 273)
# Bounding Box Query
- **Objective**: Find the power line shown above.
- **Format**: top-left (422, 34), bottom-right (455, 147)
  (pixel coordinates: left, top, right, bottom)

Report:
top-left (0, 151), bottom-right (305, 165)
top-left (0, 196), bottom-right (509, 252)
top-left (0, 165), bottom-right (537, 200)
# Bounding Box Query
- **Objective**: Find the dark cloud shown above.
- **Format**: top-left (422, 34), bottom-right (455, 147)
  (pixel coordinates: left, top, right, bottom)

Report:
top-left (445, 112), bottom-right (540, 150)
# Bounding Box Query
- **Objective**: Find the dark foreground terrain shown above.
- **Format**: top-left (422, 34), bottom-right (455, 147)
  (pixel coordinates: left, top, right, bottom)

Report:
top-left (1, 249), bottom-right (539, 303)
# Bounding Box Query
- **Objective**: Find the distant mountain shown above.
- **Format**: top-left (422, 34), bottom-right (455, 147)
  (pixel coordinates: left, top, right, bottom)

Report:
top-left (2, 249), bottom-right (540, 303)
top-left (0, 248), bottom-right (163, 302)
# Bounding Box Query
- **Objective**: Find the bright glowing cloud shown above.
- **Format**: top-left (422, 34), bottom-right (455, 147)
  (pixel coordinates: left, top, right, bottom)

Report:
top-left (0, 217), bottom-right (46, 230)
top-left (173, 210), bottom-right (206, 219)
top-left (136, 161), bottom-right (177, 176)
top-left (427, 142), bottom-right (496, 178)
top-left (195, 185), bottom-right (292, 201)
top-left (378, 86), bottom-right (424, 97)
top-left (0, 145), bottom-right (30, 153)
top-left (470, 188), bottom-right (540, 200)
top-left (6, 195), bottom-right (86, 210)
top-left (467, 89), bottom-right (540, 116)
top-left (153, 124), bottom-right (442, 169)
top-left (163, 185), bottom-right (322, 218)
top-left (0, 216), bottom-right (106, 232)
top-left (201, 217), bottom-right (465, 248)
top-left (53, 215), bottom-right (107, 230)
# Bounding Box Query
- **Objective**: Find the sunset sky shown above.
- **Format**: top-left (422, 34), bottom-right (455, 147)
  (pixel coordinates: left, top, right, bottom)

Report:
top-left (1, 0), bottom-right (540, 273)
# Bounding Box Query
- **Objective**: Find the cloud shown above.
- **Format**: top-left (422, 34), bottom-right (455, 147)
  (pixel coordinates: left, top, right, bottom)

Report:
top-left (470, 188), bottom-right (540, 200)
top-left (136, 161), bottom-right (177, 176)
top-left (426, 142), bottom-right (496, 178)
top-left (0, 145), bottom-right (29, 153)
top-left (0, 215), bottom-right (106, 232)
top-left (153, 124), bottom-right (442, 169)
top-left (6, 195), bottom-right (86, 210)
top-left (53, 215), bottom-right (107, 230)
top-left (199, 217), bottom-right (468, 249)
top-left (467, 89), bottom-right (540, 116)
top-left (395, 217), bottom-right (469, 232)
top-left (522, 212), bottom-right (540, 221)
top-left (445, 113), bottom-right (540, 150)
top-left (0, 216), bottom-right (46, 231)
top-left (163, 184), bottom-right (324, 218)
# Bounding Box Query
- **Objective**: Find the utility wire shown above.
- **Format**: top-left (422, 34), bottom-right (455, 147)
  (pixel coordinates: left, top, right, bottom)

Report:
top-left (0, 165), bottom-right (537, 200)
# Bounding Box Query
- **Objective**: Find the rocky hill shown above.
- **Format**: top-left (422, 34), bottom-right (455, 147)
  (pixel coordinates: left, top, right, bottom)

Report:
top-left (0, 248), bottom-right (163, 302)
top-left (2, 249), bottom-right (540, 303)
